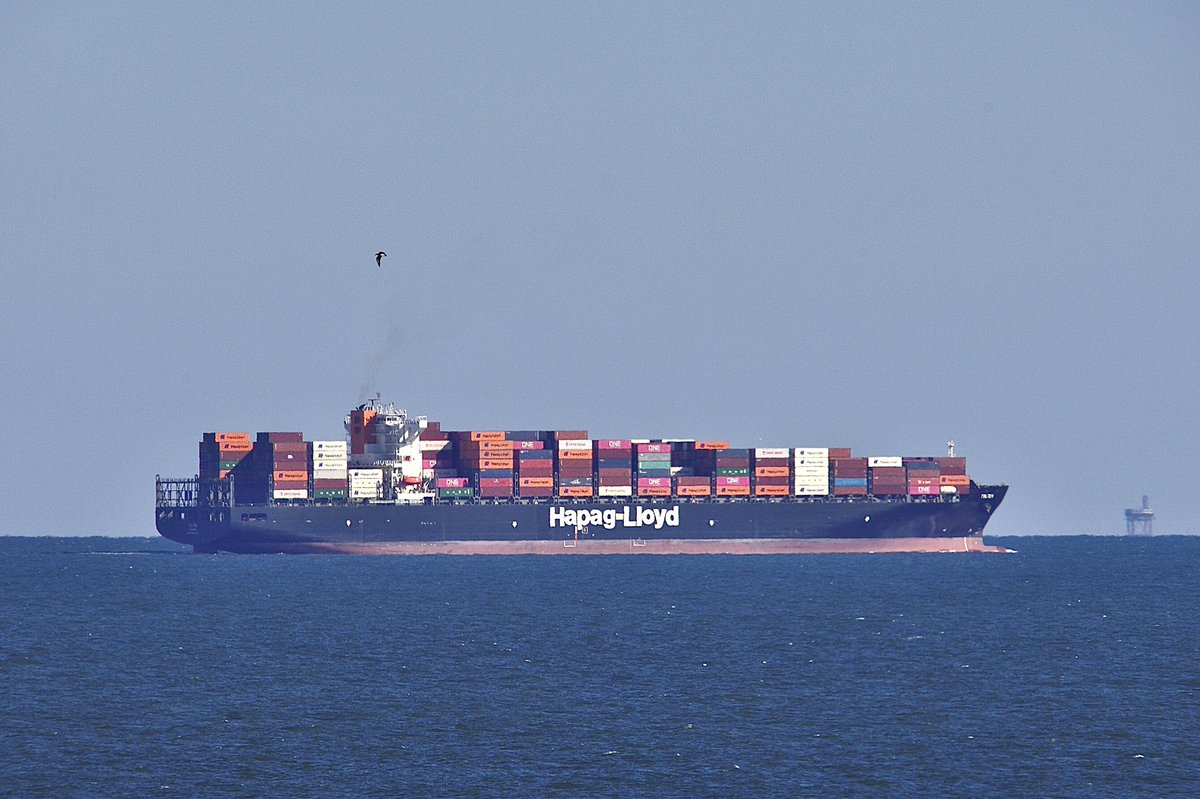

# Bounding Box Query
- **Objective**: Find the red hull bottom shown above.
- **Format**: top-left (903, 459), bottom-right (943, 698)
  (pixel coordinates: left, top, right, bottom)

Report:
top-left (279, 536), bottom-right (1009, 556)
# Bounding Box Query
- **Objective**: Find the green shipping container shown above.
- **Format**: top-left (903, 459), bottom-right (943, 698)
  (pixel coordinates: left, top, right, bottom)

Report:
top-left (716, 467), bottom-right (750, 477)
top-left (438, 488), bottom-right (473, 499)
top-left (313, 489), bottom-right (347, 499)
top-left (219, 460), bottom-right (244, 471)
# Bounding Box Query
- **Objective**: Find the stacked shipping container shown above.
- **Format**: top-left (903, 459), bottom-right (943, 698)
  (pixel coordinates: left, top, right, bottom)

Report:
top-left (635, 443), bottom-right (672, 497)
top-left (753, 448), bottom-right (791, 497)
top-left (556, 433), bottom-right (594, 497)
top-left (794, 448), bottom-right (830, 496)
top-left (198, 420), bottom-right (975, 506)
top-left (597, 439), bottom-right (633, 497)
top-left (311, 440), bottom-right (348, 500)
top-left (257, 432), bottom-right (309, 500)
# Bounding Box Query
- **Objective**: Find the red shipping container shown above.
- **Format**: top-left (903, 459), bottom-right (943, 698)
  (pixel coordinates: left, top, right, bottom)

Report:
top-left (479, 478), bottom-right (513, 488)
top-left (312, 478), bottom-right (346, 490)
top-left (754, 476), bottom-right (790, 486)
top-left (518, 486), bottom-right (553, 498)
top-left (599, 474), bottom-right (632, 487)
top-left (833, 486), bottom-right (868, 496)
top-left (935, 457), bottom-right (967, 474)
top-left (479, 486), bottom-right (513, 497)
top-left (676, 476), bottom-right (711, 486)
top-left (272, 480), bottom-right (308, 490)
top-left (553, 430), bottom-right (589, 441)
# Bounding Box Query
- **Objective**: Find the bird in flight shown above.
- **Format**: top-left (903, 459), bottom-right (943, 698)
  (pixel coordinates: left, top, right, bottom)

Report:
top-left (375, 251), bottom-right (387, 268)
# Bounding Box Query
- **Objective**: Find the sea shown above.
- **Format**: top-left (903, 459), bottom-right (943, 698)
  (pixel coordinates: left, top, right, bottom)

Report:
top-left (1, 536), bottom-right (1196, 799)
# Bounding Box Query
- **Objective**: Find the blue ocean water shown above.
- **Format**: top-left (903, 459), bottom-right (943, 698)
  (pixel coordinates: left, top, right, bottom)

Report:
top-left (0, 536), bottom-right (1197, 798)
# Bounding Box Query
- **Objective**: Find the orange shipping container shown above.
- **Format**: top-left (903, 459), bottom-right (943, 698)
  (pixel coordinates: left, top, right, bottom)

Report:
top-left (755, 467), bottom-right (790, 478)
top-left (274, 470), bottom-right (309, 482)
top-left (755, 485), bottom-right (789, 496)
top-left (218, 441), bottom-right (254, 453)
top-left (716, 485), bottom-right (751, 496)
top-left (558, 486), bottom-right (594, 498)
top-left (558, 450), bottom-right (592, 460)
top-left (939, 475), bottom-right (971, 486)
top-left (469, 431), bottom-right (507, 442)
top-left (213, 432), bottom-right (251, 443)
top-left (676, 485), bottom-right (711, 497)
top-left (637, 486), bottom-right (671, 497)
top-left (695, 441), bottom-right (729, 450)
top-left (518, 476), bottom-right (554, 488)
top-left (460, 440), bottom-right (513, 452)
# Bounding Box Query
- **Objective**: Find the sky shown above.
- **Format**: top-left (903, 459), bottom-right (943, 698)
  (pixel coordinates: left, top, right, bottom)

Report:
top-left (1, 2), bottom-right (1197, 536)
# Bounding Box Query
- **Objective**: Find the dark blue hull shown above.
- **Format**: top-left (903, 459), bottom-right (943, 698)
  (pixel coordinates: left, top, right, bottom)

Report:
top-left (156, 486), bottom-right (1007, 554)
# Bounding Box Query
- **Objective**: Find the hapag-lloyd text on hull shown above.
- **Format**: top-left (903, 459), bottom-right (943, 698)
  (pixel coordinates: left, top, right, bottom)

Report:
top-left (550, 505), bottom-right (681, 530)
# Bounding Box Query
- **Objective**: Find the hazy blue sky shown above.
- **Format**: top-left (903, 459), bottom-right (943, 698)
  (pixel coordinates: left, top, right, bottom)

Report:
top-left (2, 3), bottom-right (1197, 536)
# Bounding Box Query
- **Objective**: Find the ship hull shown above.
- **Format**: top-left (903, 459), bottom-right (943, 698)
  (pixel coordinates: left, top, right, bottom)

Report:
top-left (156, 485), bottom-right (1008, 555)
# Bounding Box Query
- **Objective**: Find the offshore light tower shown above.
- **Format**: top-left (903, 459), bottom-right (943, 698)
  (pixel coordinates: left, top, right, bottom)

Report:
top-left (1124, 495), bottom-right (1154, 535)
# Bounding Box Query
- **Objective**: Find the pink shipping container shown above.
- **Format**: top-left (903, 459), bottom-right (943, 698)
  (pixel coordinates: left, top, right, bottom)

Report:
top-left (598, 439), bottom-right (633, 450)
top-left (436, 477), bottom-right (470, 489)
top-left (511, 440), bottom-right (545, 450)
top-left (637, 443), bottom-right (671, 454)
top-left (637, 477), bottom-right (669, 488)
top-left (716, 476), bottom-right (749, 487)
top-left (909, 485), bottom-right (939, 496)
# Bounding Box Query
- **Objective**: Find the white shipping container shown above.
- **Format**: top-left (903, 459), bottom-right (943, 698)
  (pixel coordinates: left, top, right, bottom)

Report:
top-left (558, 439), bottom-right (594, 452)
top-left (311, 440), bottom-right (348, 452)
top-left (792, 453), bottom-right (830, 467)
top-left (755, 448), bottom-right (790, 459)
top-left (794, 485), bottom-right (830, 496)
top-left (598, 485), bottom-right (634, 497)
top-left (349, 469), bottom-right (385, 481)
top-left (793, 466), bottom-right (830, 477)
top-left (794, 448), bottom-right (829, 457)
top-left (272, 489), bottom-right (309, 500)
top-left (313, 457), bottom-right (348, 466)
top-left (313, 469), bottom-right (348, 480)
top-left (868, 457), bottom-right (903, 468)
top-left (349, 488), bottom-right (382, 499)
top-left (419, 440), bottom-right (452, 452)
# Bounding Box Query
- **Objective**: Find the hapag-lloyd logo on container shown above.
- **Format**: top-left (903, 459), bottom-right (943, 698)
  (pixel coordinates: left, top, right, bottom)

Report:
top-left (550, 505), bottom-right (681, 530)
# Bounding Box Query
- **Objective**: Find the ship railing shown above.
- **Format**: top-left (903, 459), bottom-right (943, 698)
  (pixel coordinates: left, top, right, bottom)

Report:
top-left (155, 476), bottom-right (200, 509)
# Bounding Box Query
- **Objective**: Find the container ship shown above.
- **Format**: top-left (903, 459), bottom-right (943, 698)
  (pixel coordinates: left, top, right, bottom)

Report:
top-left (155, 397), bottom-right (1008, 555)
